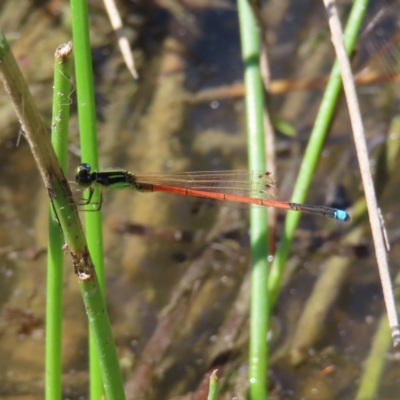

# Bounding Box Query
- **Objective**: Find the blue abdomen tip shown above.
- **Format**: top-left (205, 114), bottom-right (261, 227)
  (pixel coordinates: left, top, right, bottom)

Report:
top-left (335, 209), bottom-right (350, 221)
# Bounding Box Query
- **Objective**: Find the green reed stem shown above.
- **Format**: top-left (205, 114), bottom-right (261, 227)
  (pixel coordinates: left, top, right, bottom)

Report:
top-left (207, 370), bottom-right (219, 400)
top-left (70, 1), bottom-right (108, 398)
top-left (46, 42), bottom-right (73, 400)
top-left (238, 0), bottom-right (269, 399)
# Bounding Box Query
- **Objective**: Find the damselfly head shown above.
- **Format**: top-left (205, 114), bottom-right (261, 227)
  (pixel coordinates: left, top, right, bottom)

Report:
top-left (75, 163), bottom-right (94, 188)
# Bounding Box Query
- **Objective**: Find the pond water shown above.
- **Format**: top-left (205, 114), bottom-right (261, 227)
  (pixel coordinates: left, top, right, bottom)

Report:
top-left (0, 0), bottom-right (399, 399)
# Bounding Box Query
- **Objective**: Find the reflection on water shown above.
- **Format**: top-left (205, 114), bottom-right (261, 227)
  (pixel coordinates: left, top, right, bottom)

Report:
top-left (0, 0), bottom-right (399, 399)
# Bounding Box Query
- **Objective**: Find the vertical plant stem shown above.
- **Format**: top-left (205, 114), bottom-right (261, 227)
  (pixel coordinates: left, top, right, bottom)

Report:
top-left (46, 42), bottom-right (73, 400)
top-left (323, 0), bottom-right (400, 344)
top-left (238, 1), bottom-right (269, 399)
top-left (70, 0), bottom-right (109, 397)
top-left (207, 370), bottom-right (219, 400)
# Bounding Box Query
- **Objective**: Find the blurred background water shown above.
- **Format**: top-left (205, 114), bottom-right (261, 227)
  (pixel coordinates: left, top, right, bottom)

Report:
top-left (0, 0), bottom-right (400, 398)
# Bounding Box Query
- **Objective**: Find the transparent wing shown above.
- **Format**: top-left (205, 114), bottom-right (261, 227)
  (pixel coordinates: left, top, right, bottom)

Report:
top-left (132, 170), bottom-right (276, 200)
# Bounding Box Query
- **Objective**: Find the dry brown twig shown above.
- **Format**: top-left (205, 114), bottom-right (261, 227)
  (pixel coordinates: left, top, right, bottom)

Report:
top-left (103, 0), bottom-right (139, 79)
top-left (323, 0), bottom-right (400, 346)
